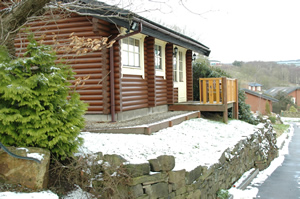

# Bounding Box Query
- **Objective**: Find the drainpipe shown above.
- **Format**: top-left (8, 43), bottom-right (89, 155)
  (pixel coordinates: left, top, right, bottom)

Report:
top-left (109, 23), bottom-right (143, 122)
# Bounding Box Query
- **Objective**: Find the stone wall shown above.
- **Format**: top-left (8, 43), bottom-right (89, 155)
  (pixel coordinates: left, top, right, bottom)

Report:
top-left (87, 119), bottom-right (278, 199)
top-left (281, 111), bottom-right (300, 118)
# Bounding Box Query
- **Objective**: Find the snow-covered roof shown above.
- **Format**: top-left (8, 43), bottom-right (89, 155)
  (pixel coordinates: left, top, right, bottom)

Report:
top-left (264, 87), bottom-right (300, 97)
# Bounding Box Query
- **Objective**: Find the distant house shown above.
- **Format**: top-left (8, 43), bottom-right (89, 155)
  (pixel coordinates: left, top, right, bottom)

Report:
top-left (264, 87), bottom-right (300, 106)
top-left (209, 60), bottom-right (222, 66)
top-left (277, 60), bottom-right (300, 66)
top-left (13, 0), bottom-right (210, 122)
top-left (243, 89), bottom-right (278, 115)
top-left (248, 82), bottom-right (262, 92)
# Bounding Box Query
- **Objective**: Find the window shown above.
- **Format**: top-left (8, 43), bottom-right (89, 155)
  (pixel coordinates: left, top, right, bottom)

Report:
top-left (173, 56), bottom-right (178, 82)
top-left (179, 51), bottom-right (183, 82)
top-left (121, 37), bottom-right (140, 67)
top-left (155, 45), bottom-right (162, 69)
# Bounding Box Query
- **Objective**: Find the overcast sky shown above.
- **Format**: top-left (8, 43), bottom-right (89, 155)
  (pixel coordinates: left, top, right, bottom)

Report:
top-left (104, 0), bottom-right (300, 63)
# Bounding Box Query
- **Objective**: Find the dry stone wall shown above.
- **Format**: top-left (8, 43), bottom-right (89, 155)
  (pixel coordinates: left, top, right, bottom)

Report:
top-left (281, 111), bottom-right (300, 118)
top-left (87, 119), bottom-right (278, 199)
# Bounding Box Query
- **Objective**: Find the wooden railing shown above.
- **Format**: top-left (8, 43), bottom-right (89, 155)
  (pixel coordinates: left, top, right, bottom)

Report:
top-left (199, 77), bottom-right (238, 105)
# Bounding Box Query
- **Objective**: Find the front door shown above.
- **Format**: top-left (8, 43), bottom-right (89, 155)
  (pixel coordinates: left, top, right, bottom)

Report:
top-left (173, 48), bottom-right (187, 102)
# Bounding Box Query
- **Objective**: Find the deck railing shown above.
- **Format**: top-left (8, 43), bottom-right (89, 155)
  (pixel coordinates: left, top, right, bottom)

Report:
top-left (199, 77), bottom-right (238, 105)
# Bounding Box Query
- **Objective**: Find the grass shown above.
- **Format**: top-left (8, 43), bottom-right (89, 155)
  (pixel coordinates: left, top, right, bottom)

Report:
top-left (273, 124), bottom-right (290, 138)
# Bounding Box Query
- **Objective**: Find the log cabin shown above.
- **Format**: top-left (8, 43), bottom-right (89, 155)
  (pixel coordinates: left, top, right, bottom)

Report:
top-left (13, 0), bottom-right (211, 122)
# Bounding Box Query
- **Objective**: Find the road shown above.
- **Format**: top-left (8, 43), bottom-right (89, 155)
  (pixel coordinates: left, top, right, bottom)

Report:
top-left (256, 123), bottom-right (300, 199)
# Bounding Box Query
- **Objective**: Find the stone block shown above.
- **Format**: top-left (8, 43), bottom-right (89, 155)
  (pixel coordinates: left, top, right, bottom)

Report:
top-left (129, 184), bottom-right (144, 198)
top-left (103, 154), bottom-right (127, 167)
top-left (158, 155), bottom-right (175, 171)
top-left (186, 189), bottom-right (201, 199)
top-left (185, 165), bottom-right (204, 185)
top-left (124, 163), bottom-right (150, 177)
top-left (144, 182), bottom-right (168, 198)
top-left (169, 169), bottom-right (186, 190)
top-left (148, 155), bottom-right (175, 172)
top-left (148, 158), bottom-right (160, 172)
top-left (0, 147), bottom-right (50, 190)
top-left (130, 173), bottom-right (168, 186)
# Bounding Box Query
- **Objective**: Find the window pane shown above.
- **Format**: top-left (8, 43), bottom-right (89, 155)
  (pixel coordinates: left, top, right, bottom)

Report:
top-left (129, 38), bottom-right (134, 51)
top-left (134, 54), bottom-right (139, 67)
top-left (173, 57), bottom-right (177, 82)
top-left (134, 40), bottom-right (140, 52)
top-left (122, 51), bottom-right (129, 66)
top-left (129, 53), bottom-right (134, 66)
top-left (155, 45), bottom-right (162, 69)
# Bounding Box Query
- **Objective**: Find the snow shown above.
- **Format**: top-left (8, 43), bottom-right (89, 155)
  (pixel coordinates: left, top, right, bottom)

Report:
top-left (0, 117), bottom-right (295, 199)
top-left (0, 191), bottom-right (58, 199)
top-left (27, 153), bottom-right (44, 161)
top-left (76, 118), bottom-right (256, 171)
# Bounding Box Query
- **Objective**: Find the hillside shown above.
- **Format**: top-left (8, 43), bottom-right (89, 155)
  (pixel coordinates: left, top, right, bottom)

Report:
top-left (218, 61), bottom-right (300, 91)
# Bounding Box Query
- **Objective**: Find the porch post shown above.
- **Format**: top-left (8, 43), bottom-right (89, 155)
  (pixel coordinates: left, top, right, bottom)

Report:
top-left (186, 50), bottom-right (193, 101)
top-left (222, 77), bottom-right (228, 123)
top-left (145, 36), bottom-right (156, 107)
top-left (166, 43), bottom-right (174, 104)
top-left (233, 79), bottom-right (239, 119)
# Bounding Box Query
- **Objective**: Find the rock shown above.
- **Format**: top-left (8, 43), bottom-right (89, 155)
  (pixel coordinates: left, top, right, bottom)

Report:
top-left (148, 155), bottom-right (175, 172)
top-left (185, 165), bottom-right (204, 185)
top-left (124, 163), bottom-right (150, 177)
top-left (0, 146), bottom-right (50, 190)
top-left (148, 158), bottom-right (160, 172)
top-left (103, 154), bottom-right (127, 167)
top-left (129, 184), bottom-right (144, 198)
top-left (144, 182), bottom-right (169, 198)
top-left (129, 173), bottom-right (168, 186)
top-left (169, 169), bottom-right (186, 190)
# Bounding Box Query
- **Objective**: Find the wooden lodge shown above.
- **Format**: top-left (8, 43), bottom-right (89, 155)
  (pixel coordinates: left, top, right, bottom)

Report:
top-left (11, 0), bottom-right (238, 123)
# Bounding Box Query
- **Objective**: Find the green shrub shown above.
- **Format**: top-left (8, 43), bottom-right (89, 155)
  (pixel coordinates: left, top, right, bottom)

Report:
top-left (269, 116), bottom-right (276, 124)
top-left (289, 105), bottom-right (298, 113)
top-left (265, 101), bottom-right (271, 115)
top-left (0, 36), bottom-right (87, 159)
top-left (217, 189), bottom-right (229, 199)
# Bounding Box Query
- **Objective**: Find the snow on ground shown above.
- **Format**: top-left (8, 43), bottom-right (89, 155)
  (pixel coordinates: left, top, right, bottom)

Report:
top-left (0, 191), bottom-right (58, 199)
top-left (0, 117), bottom-right (295, 199)
top-left (77, 118), bottom-right (256, 171)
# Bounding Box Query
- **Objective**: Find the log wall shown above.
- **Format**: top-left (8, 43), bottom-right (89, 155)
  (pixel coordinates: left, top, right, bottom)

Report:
top-left (14, 14), bottom-right (112, 114)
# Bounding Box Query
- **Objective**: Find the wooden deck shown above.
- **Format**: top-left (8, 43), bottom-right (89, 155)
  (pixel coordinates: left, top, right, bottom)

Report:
top-left (86, 111), bottom-right (201, 135)
top-left (169, 77), bottom-right (238, 123)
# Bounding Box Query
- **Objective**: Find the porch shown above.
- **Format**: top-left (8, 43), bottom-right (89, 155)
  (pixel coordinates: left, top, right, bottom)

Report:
top-left (169, 77), bottom-right (239, 123)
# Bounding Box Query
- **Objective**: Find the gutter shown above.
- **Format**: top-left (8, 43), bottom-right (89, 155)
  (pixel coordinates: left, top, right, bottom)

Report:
top-left (133, 17), bottom-right (210, 56)
top-left (109, 23), bottom-right (143, 122)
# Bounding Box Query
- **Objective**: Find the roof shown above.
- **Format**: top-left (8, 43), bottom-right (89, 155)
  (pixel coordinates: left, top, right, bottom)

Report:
top-left (248, 82), bottom-right (262, 87)
top-left (243, 89), bottom-right (279, 102)
top-left (264, 87), bottom-right (300, 97)
top-left (70, 0), bottom-right (211, 56)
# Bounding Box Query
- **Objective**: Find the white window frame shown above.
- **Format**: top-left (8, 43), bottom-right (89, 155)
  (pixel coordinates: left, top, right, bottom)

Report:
top-left (120, 30), bottom-right (146, 79)
top-left (173, 46), bottom-right (187, 84)
top-left (154, 39), bottom-right (166, 79)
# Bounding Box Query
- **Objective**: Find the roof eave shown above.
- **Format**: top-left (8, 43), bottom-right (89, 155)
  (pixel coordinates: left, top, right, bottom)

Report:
top-left (72, 0), bottom-right (210, 56)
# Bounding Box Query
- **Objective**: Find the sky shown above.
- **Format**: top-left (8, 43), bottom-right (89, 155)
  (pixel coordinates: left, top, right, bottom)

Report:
top-left (102, 0), bottom-right (300, 63)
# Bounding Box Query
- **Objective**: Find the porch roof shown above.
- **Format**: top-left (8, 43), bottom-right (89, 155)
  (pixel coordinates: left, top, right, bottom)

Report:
top-left (70, 0), bottom-right (211, 56)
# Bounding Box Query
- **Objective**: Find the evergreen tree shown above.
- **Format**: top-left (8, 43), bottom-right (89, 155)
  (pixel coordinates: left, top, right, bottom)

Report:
top-left (0, 35), bottom-right (87, 159)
